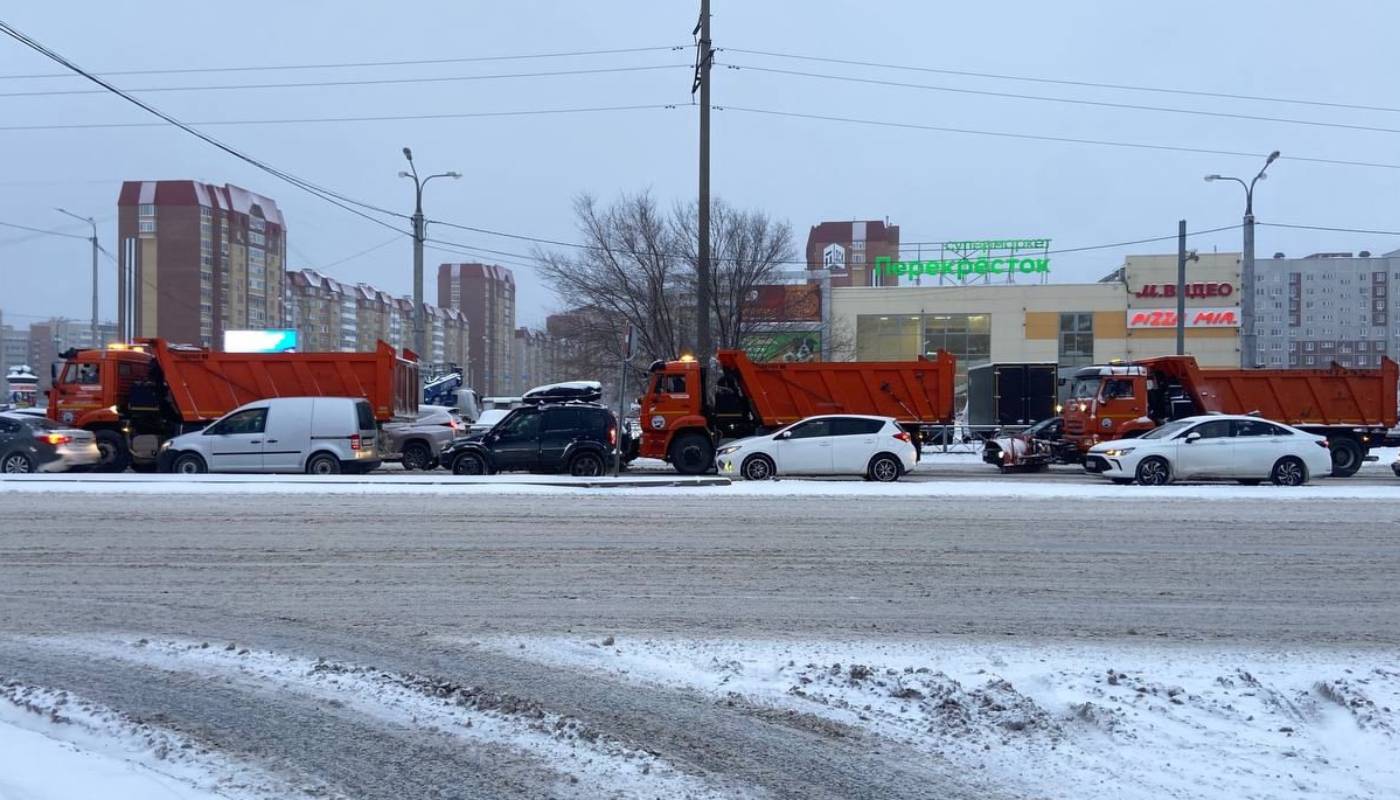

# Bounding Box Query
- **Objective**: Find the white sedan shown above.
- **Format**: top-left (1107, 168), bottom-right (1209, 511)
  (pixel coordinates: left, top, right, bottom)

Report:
top-left (715, 414), bottom-right (917, 482)
top-left (1085, 414), bottom-right (1332, 486)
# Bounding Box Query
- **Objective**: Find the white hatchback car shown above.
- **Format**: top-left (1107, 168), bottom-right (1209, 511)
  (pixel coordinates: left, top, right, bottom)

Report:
top-left (716, 414), bottom-right (917, 481)
top-left (1086, 414), bottom-right (1332, 486)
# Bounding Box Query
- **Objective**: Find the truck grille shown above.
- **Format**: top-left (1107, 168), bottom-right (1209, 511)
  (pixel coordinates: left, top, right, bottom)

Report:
top-left (1065, 419), bottom-right (1085, 435)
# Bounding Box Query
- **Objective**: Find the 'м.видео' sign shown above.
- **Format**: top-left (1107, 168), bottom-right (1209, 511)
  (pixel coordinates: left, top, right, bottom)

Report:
top-left (1127, 308), bottom-right (1240, 329)
top-left (1133, 282), bottom-right (1234, 299)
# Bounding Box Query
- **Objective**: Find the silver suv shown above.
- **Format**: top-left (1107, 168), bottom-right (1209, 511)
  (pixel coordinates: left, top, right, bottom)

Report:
top-left (381, 404), bottom-right (463, 470)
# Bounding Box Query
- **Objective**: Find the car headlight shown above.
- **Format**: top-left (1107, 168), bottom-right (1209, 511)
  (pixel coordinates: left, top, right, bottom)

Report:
top-left (1104, 447), bottom-right (1134, 457)
top-left (159, 440), bottom-right (171, 451)
top-left (716, 445), bottom-right (741, 456)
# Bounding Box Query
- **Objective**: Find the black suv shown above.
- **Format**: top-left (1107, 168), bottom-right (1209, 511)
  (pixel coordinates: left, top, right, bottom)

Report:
top-left (444, 402), bottom-right (620, 476)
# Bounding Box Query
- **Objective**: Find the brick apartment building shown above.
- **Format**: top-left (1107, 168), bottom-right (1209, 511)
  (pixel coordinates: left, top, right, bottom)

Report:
top-left (438, 263), bottom-right (516, 395)
top-left (805, 220), bottom-right (901, 288)
top-left (117, 180), bottom-right (286, 347)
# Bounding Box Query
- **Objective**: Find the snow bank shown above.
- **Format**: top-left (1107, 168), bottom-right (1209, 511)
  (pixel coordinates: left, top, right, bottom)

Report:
top-left (474, 636), bottom-right (1400, 800)
top-left (0, 683), bottom-right (313, 800)
top-left (35, 637), bottom-right (739, 800)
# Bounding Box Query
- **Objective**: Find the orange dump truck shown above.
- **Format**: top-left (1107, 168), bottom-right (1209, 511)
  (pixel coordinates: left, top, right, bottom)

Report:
top-left (638, 349), bottom-right (957, 473)
top-left (48, 338), bottom-right (418, 471)
top-left (1062, 355), bottom-right (1398, 476)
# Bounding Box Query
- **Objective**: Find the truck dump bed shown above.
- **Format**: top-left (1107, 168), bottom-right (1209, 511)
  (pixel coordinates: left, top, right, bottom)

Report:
top-left (716, 349), bottom-right (956, 427)
top-left (149, 339), bottom-right (419, 423)
top-left (1144, 355), bottom-right (1398, 428)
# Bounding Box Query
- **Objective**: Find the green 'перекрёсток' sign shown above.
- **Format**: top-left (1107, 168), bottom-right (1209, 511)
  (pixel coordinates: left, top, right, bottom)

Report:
top-left (873, 254), bottom-right (1050, 279)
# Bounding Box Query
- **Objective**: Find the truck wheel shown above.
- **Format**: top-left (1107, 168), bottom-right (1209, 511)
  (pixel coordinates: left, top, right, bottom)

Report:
top-left (305, 452), bottom-right (341, 475)
top-left (93, 430), bottom-right (131, 473)
top-left (669, 433), bottom-right (714, 475)
top-left (741, 454), bottom-right (775, 481)
top-left (1271, 457), bottom-right (1308, 486)
top-left (452, 452), bottom-right (488, 475)
top-left (171, 452), bottom-right (207, 475)
top-left (568, 452), bottom-right (604, 477)
top-left (1328, 437), bottom-right (1363, 478)
top-left (868, 454), bottom-right (902, 483)
top-left (2, 451), bottom-right (34, 473)
top-left (1135, 456), bottom-right (1172, 486)
top-left (401, 441), bottom-right (432, 471)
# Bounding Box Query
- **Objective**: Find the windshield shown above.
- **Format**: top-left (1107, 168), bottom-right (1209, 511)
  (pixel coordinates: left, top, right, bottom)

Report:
top-left (1068, 376), bottom-right (1102, 400)
top-left (1141, 419), bottom-right (1195, 440)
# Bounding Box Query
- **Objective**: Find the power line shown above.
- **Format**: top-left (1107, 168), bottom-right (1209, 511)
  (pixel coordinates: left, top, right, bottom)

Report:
top-left (722, 47), bottom-right (1400, 116)
top-left (0, 103), bottom-right (684, 132)
top-left (314, 236), bottom-right (405, 270)
top-left (0, 45), bottom-right (690, 80)
top-left (0, 64), bottom-right (691, 98)
top-left (1260, 222), bottom-right (1400, 237)
top-left (715, 105), bottom-right (1400, 171)
top-left (723, 63), bottom-right (1400, 137)
top-left (0, 219), bottom-right (89, 240)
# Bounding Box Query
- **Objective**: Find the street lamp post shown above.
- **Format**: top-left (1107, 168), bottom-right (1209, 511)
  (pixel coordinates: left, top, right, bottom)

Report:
top-left (56, 207), bottom-right (99, 347)
top-left (1205, 150), bottom-right (1280, 368)
top-left (398, 148), bottom-right (460, 364)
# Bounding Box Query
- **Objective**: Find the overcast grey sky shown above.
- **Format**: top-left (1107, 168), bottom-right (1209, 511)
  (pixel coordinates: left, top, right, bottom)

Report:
top-left (2, 1), bottom-right (1399, 330)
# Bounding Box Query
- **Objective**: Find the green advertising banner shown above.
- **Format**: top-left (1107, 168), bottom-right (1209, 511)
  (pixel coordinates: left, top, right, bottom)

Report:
top-left (743, 330), bottom-right (822, 362)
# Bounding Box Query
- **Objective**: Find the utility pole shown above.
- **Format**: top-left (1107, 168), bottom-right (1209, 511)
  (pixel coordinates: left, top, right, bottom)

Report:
top-left (693, 0), bottom-right (713, 362)
top-left (1174, 221), bottom-right (1199, 356)
top-left (57, 208), bottom-right (99, 346)
top-left (1205, 150), bottom-right (1279, 368)
top-left (399, 148), bottom-right (460, 366)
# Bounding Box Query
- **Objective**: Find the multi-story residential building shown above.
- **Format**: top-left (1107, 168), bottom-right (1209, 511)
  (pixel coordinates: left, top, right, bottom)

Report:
top-left (285, 269), bottom-right (345, 352)
top-left (1251, 249), bottom-right (1400, 369)
top-left (117, 180), bottom-right (286, 348)
top-left (438, 263), bottom-right (516, 395)
top-left (805, 220), bottom-right (901, 288)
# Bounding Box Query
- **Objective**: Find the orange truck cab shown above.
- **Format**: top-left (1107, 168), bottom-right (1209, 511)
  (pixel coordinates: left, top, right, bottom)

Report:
top-left (1061, 355), bottom-right (1399, 477)
top-left (48, 339), bottom-right (418, 472)
top-left (638, 349), bottom-right (957, 474)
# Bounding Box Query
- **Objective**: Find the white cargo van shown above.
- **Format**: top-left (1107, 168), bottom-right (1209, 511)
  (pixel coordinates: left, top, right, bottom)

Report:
top-left (159, 397), bottom-right (381, 474)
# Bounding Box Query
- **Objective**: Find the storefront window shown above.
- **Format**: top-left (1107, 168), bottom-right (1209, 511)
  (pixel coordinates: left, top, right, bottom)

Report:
top-left (856, 315), bottom-right (921, 361)
top-left (1059, 312), bottom-right (1094, 366)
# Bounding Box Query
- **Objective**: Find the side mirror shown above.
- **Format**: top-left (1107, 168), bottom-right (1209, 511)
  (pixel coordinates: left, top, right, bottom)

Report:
top-left (777, 431), bottom-right (792, 440)
top-left (1184, 431), bottom-right (1201, 443)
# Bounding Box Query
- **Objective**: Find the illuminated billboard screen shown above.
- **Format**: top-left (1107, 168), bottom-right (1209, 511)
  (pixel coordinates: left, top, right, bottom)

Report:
top-left (223, 329), bottom-right (299, 353)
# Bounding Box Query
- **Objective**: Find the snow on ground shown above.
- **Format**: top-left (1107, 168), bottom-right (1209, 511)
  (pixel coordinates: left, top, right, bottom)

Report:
top-left (473, 636), bottom-right (1400, 800)
top-left (31, 636), bottom-right (739, 800)
top-left (0, 683), bottom-right (314, 800)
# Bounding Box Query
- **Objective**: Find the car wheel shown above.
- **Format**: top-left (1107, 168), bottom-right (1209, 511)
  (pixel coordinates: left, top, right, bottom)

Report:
top-left (93, 429), bottom-right (131, 473)
top-left (401, 441), bottom-right (432, 471)
top-left (1271, 456), bottom-right (1307, 486)
top-left (305, 453), bottom-right (341, 475)
top-left (1135, 456), bottom-right (1171, 486)
top-left (172, 452), bottom-right (207, 475)
top-left (568, 452), bottom-right (605, 477)
top-left (452, 452), bottom-right (487, 475)
top-left (2, 451), bottom-right (34, 474)
top-left (1328, 437), bottom-right (1363, 478)
top-left (868, 454), bottom-right (902, 483)
top-left (741, 454), bottom-right (775, 481)
top-left (669, 433), bottom-right (714, 475)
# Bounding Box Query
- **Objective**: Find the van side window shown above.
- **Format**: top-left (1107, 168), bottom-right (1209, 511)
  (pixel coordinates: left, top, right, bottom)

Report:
top-left (210, 408), bottom-right (268, 436)
top-left (355, 401), bottom-right (375, 430)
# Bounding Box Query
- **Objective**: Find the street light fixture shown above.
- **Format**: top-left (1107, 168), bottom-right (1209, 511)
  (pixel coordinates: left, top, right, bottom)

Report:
top-left (399, 148), bottom-right (460, 367)
top-left (56, 207), bottom-right (99, 347)
top-left (1205, 150), bottom-right (1281, 367)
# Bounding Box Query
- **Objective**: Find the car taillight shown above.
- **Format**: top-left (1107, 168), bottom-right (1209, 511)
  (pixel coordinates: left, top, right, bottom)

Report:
top-left (350, 434), bottom-right (361, 451)
top-left (37, 433), bottom-right (71, 445)
top-left (1316, 439), bottom-right (1330, 449)
top-left (608, 425), bottom-right (617, 445)
top-left (893, 431), bottom-right (911, 443)
top-left (448, 419), bottom-right (460, 431)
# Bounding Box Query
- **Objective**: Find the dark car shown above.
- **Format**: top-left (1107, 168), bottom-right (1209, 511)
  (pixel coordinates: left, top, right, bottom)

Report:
top-left (0, 414), bottom-right (65, 474)
top-left (443, 402), bottom-right (619, 477)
